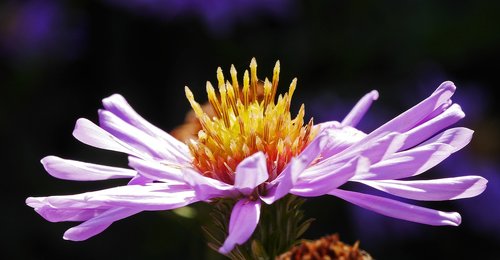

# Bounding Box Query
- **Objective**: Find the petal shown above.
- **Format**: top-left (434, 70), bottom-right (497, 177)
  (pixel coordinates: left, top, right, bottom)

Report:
top-left (400, 104), bottom-right (465, 150)
top-left (329, 189), bottom-right (462, 226)
top-left (63, 207), bottom-right (141, 241)
top-left (128, 156), bottom-right (184, 183)
top-left (341, 90), bottom-right (379, 127)
top-left (291, 157), bottom-right (368, 197)
top-left (102, 94), bottom-right (191, 163)
top-left (367, 81), bottom-right (456, 142)
top-left (303, 132), bottom-right (404, 180)
top-left (356, 143), bottom-right (455, 180)
top-left (260, 132), bottom-right (329, 204)
top-left (29, 184), bottom-right (196, 211)
top-left (320, 125), bottom-right (367, 159)
top-left (219, 199), bottom-right (261, 254)
top-left (26, 197), bottom-right (108, 222)
top-left (99, 109), bottom-right (179, 161)
top-left (234, 152), bottom-right (269, 196)
top-left (182, 168), bottom-right (238, 201)
top-left (72, 118), bottom-right (146, 159)
top-left (41, 156), bottom-right (136, 181)
top-left (421, 127), bottom-right (474, 153)
top-left (357, 176), bottom-right (487, 201)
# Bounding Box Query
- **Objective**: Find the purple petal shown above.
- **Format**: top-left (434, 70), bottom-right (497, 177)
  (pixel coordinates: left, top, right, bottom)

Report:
top-left (41, 156), bottom-right (136, 181)
top-left (63, 207), bottom-right (141, 241)
top-left (356, 143), bottom-right (454, 180)
top-left (234, 152), bottom-right (269, 195)
top-left (182, 168), bottom-right (238, 201)
top-left (102, 94), bottom-right (191, 163)
top-left (219, 199), bottom-right (261, 254)
top-left (366, 81), bottom-right (456, 142)
top-left (304, 132), bottom-right (404, 180)
top-left (357, 176), bottom-right (487, 201)
top-left (260, 132), bottom-right (329, 204)
top-left (341, 90), bottom-right (379, 127)
top-left (128, 156), bottom-right (184, 183)
top-left (291, 157), bottom-right (368, 197)
top-left (26, 197), bottom-right (108, 222)
top-left (99, 109), bottom-right (183, 161)
top-left (320, 125), bottom-right (367, 159)
top-left (329, 189), bottom-right (462, 226)
top-left (72, 118), bottom-right (146, 158)
top-left (421, 127), bottom-right (474, 153)
top-left (400, 104), bottom-right (465, 150)
top-left (28, 184), bottom-right (196, 211)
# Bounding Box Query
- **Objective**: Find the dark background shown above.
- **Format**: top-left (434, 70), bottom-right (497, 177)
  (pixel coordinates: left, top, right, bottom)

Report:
top-left (2, 1), bottom-right (499, 259)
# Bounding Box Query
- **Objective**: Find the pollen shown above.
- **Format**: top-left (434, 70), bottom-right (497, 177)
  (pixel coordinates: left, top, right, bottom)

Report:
top-left (185, 58), bottom-right (317, 184)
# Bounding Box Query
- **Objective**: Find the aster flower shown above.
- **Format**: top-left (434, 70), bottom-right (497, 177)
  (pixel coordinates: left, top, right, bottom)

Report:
top-left (27, 58), bottom-right (486, 256)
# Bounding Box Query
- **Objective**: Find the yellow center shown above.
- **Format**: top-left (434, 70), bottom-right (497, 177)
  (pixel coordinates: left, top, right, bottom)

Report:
top-left (185, 58), bottom-right (317, 184)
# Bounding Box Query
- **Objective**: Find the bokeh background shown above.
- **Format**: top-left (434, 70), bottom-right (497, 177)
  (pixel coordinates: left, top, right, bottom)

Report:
top-left (2, 1), bottom-right (499, 259)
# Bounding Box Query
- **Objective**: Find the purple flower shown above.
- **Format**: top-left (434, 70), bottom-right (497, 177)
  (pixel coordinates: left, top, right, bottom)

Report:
top-left (27, 59), bottom-right (486, 254)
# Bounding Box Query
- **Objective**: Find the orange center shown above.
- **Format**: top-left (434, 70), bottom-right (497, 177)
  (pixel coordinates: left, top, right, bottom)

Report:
top-left (185, 58), bottom-right (317, 184)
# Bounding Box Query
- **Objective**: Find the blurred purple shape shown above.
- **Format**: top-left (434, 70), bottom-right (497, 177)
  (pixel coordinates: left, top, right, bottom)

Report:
top-left (0, 0), bottom-right (85, 62)
top-left (104, 0), bottom-right (293, 34)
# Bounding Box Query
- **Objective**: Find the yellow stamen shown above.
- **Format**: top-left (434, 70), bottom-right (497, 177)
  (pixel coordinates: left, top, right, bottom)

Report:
top-left (185, 58), bottom-right (317, 184)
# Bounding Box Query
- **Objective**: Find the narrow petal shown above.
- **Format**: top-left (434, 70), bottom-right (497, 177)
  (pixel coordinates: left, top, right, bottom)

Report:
top-left (128, 156), bottom-right (184, 183)
top-left (234, 152), bottom-right (269, 196)
top-left (421, 127), bottom-right (474, 153)
top-left (72, 118), bottom-right (146, 159)
top-left (400, 104), bottom-right (465, 150)
top-left (356, 143), bottom-right (455, 180)
top-left (41, 156), bottom-right (136, 181)
top-left (182, 168), bottom-right (238, 201)
top-left (320, 125), bottom-right (367, 159)
top-left (329, 189), bottom-right (462, 226)
top-left (219, 199), bottom-right (261, 254)
top-left (357, 176), bottom-right (487, 201)
top-left (102, 94), bottom-right (191, 163)
top-left (341, 90), bottom-right (379, 127)
top-left (366, 81), bottom-right (456, 142)
top-left (26, 197), bottom-right (108, 222)
top-left (99, 109), bottom-right (180, 161)
top-left (303, 132), bottom-right (404, 180)
top-left (63, 207), bottom-right (141, 241)
top-left (29, 184), bottom-right (196, 211)
top-left (261, 132), bottom-right (329, 204)
top-left (291, 157), bottom-right (368, 197)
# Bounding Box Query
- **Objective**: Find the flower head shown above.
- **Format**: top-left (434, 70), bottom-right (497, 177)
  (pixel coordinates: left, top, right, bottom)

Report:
top-left (27, 59), bottom-right (487, 255)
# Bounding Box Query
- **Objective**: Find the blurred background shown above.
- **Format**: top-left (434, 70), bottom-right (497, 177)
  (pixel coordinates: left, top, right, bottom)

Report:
top-left (2, 0), bottom-right (499, 259)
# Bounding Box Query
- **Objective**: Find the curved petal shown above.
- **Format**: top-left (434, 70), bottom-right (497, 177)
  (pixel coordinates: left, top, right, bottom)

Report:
top-left (291, 157), bottom-right (368, 197)
top-left (41, 156), bottom-right (136, 181)
top-left (102, 94), bottom-right (191, 163)
top-left (341, 90), bottom-right (379, 127)
top-left (182, 168), bottom-right (238, 201)
top-left (364, 81), bottom-right (456, 144)
top-left (219, 199), bottom-right (261, 254)
top-left (320, 125), bottom-right (367, 159)
top-left (421, 127), bottom-right (474, 153)
top-left (28, 184), bottom-right (196, 211)
top-left (355, 143), bottom-right (455, 180)
top-left (72, 118), bottom-right (147, 159)
top-left (260, 132), bottom-right (329, 204)
top-left (329, 189), bottom-right (462, 226)
top-left (356, 176), bottom-right (487, 201)
top-left (234, 152), bottom-right (269, 196)
top-left (99, 109), bottom-right (180, 161)
top-left (128, 156), bottom-right (185, 183)
top-left (400, 104), bottom-right (465, 150)
top-left (26, 197), bottom-right (108, 222)
top-left (63, 207), bottom-right (141, 241)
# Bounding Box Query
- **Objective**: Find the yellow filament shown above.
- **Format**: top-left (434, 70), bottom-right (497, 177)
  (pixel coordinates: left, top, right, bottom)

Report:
top-left (185, 58), bottom-right (317, 184)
